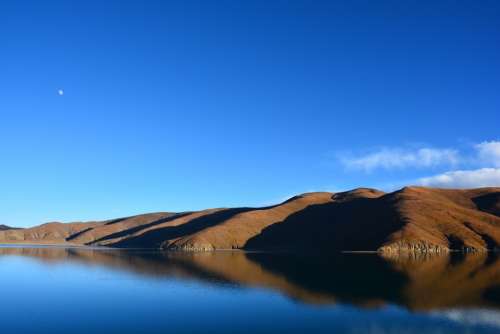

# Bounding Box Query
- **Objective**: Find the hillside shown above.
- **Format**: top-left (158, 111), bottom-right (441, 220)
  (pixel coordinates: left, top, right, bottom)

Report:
top-left (0, 187), bottom-right (499, 253)
top-left (0, 225), bottom-right (14, 231)
top-left (247, 187), bottom-right (500, 253)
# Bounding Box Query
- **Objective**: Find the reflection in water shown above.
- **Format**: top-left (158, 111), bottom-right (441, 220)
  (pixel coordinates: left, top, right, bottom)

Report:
top-left (1, 246), bottom-right (500, 311)
top-left (0, 247), bottom-right (500, 333)
top-left (386, 252), bottom-right (500, 311)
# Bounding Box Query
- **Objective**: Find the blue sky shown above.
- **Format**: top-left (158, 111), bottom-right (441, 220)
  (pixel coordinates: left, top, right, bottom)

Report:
top-left (1, 0), bottom-right (499, 227)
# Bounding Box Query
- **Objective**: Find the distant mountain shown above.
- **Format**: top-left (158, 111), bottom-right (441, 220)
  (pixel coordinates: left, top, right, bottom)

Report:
top-left (0, 225), bottom-right (15, 231)
top-left (1, 187), bottom-right (499, 253)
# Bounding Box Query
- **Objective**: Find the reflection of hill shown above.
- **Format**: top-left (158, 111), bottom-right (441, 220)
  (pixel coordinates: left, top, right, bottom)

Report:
top-left (385, 252), bottom-right (500, 310)
top-left (247, 252), bottom-right (500, 311)
top-left (0, 247), bottom-right (335, 304)
top-left (1, 247), bottom-right (500, 311)
top-left (246, 253), bottom-right (407, 305)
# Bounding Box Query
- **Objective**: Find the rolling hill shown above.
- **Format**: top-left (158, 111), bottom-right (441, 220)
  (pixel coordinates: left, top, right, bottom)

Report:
top-left (1, 187), bottom-right (499, 253)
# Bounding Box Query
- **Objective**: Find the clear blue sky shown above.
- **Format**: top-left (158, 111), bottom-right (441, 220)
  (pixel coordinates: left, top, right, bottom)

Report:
top-left (1, 0), bottom-right (499, 227)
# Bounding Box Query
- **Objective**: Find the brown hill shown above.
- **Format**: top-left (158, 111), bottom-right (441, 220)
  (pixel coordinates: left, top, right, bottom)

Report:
top-left (1, 187), bottom-right (499, 253)
top-left (247, 187), bottom-right (500, 253)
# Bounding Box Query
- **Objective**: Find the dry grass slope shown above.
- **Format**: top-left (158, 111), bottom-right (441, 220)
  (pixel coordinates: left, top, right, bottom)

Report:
top-left (1, 187), bottom-right (499, 253)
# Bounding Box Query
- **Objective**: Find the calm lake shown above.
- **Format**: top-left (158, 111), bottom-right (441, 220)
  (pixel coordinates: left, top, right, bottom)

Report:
top-left (1, 246), bottom-right (500, 334)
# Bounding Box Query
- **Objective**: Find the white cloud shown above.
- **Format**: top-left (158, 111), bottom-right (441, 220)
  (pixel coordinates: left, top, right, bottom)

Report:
top-left (418, 168), bottom-right (500, 188)
top-left (475, 140), bottom-right (500, 167)
top-left (341, 148), bottom-right (459, 172)
top-left (415, 140), bottom-right (500, 188)
top-left (336, 140), bottom-right (500, 189)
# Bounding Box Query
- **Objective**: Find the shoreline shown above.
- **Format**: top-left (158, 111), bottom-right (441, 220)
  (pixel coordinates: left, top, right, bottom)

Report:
top-left (1, 243), bottom-right (498, 255)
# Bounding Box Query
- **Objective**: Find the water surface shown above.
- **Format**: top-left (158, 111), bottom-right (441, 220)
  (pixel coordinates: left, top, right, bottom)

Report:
top-left (1, 246), bottom-right (500, 334)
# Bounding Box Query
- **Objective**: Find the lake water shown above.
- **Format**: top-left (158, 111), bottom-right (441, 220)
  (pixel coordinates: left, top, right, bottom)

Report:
top-left (1, 246), bottom-right (500, 334)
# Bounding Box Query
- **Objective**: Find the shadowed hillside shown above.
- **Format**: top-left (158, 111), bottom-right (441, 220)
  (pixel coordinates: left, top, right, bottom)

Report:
top-left (1, 187), bottom-right (499, 253)
top-left (247, 187), bottom-right (500, 253)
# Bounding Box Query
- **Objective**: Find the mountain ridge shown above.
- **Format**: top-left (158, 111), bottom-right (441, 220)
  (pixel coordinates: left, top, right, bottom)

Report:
top-left (1, 186), bottom-right (499, 253)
